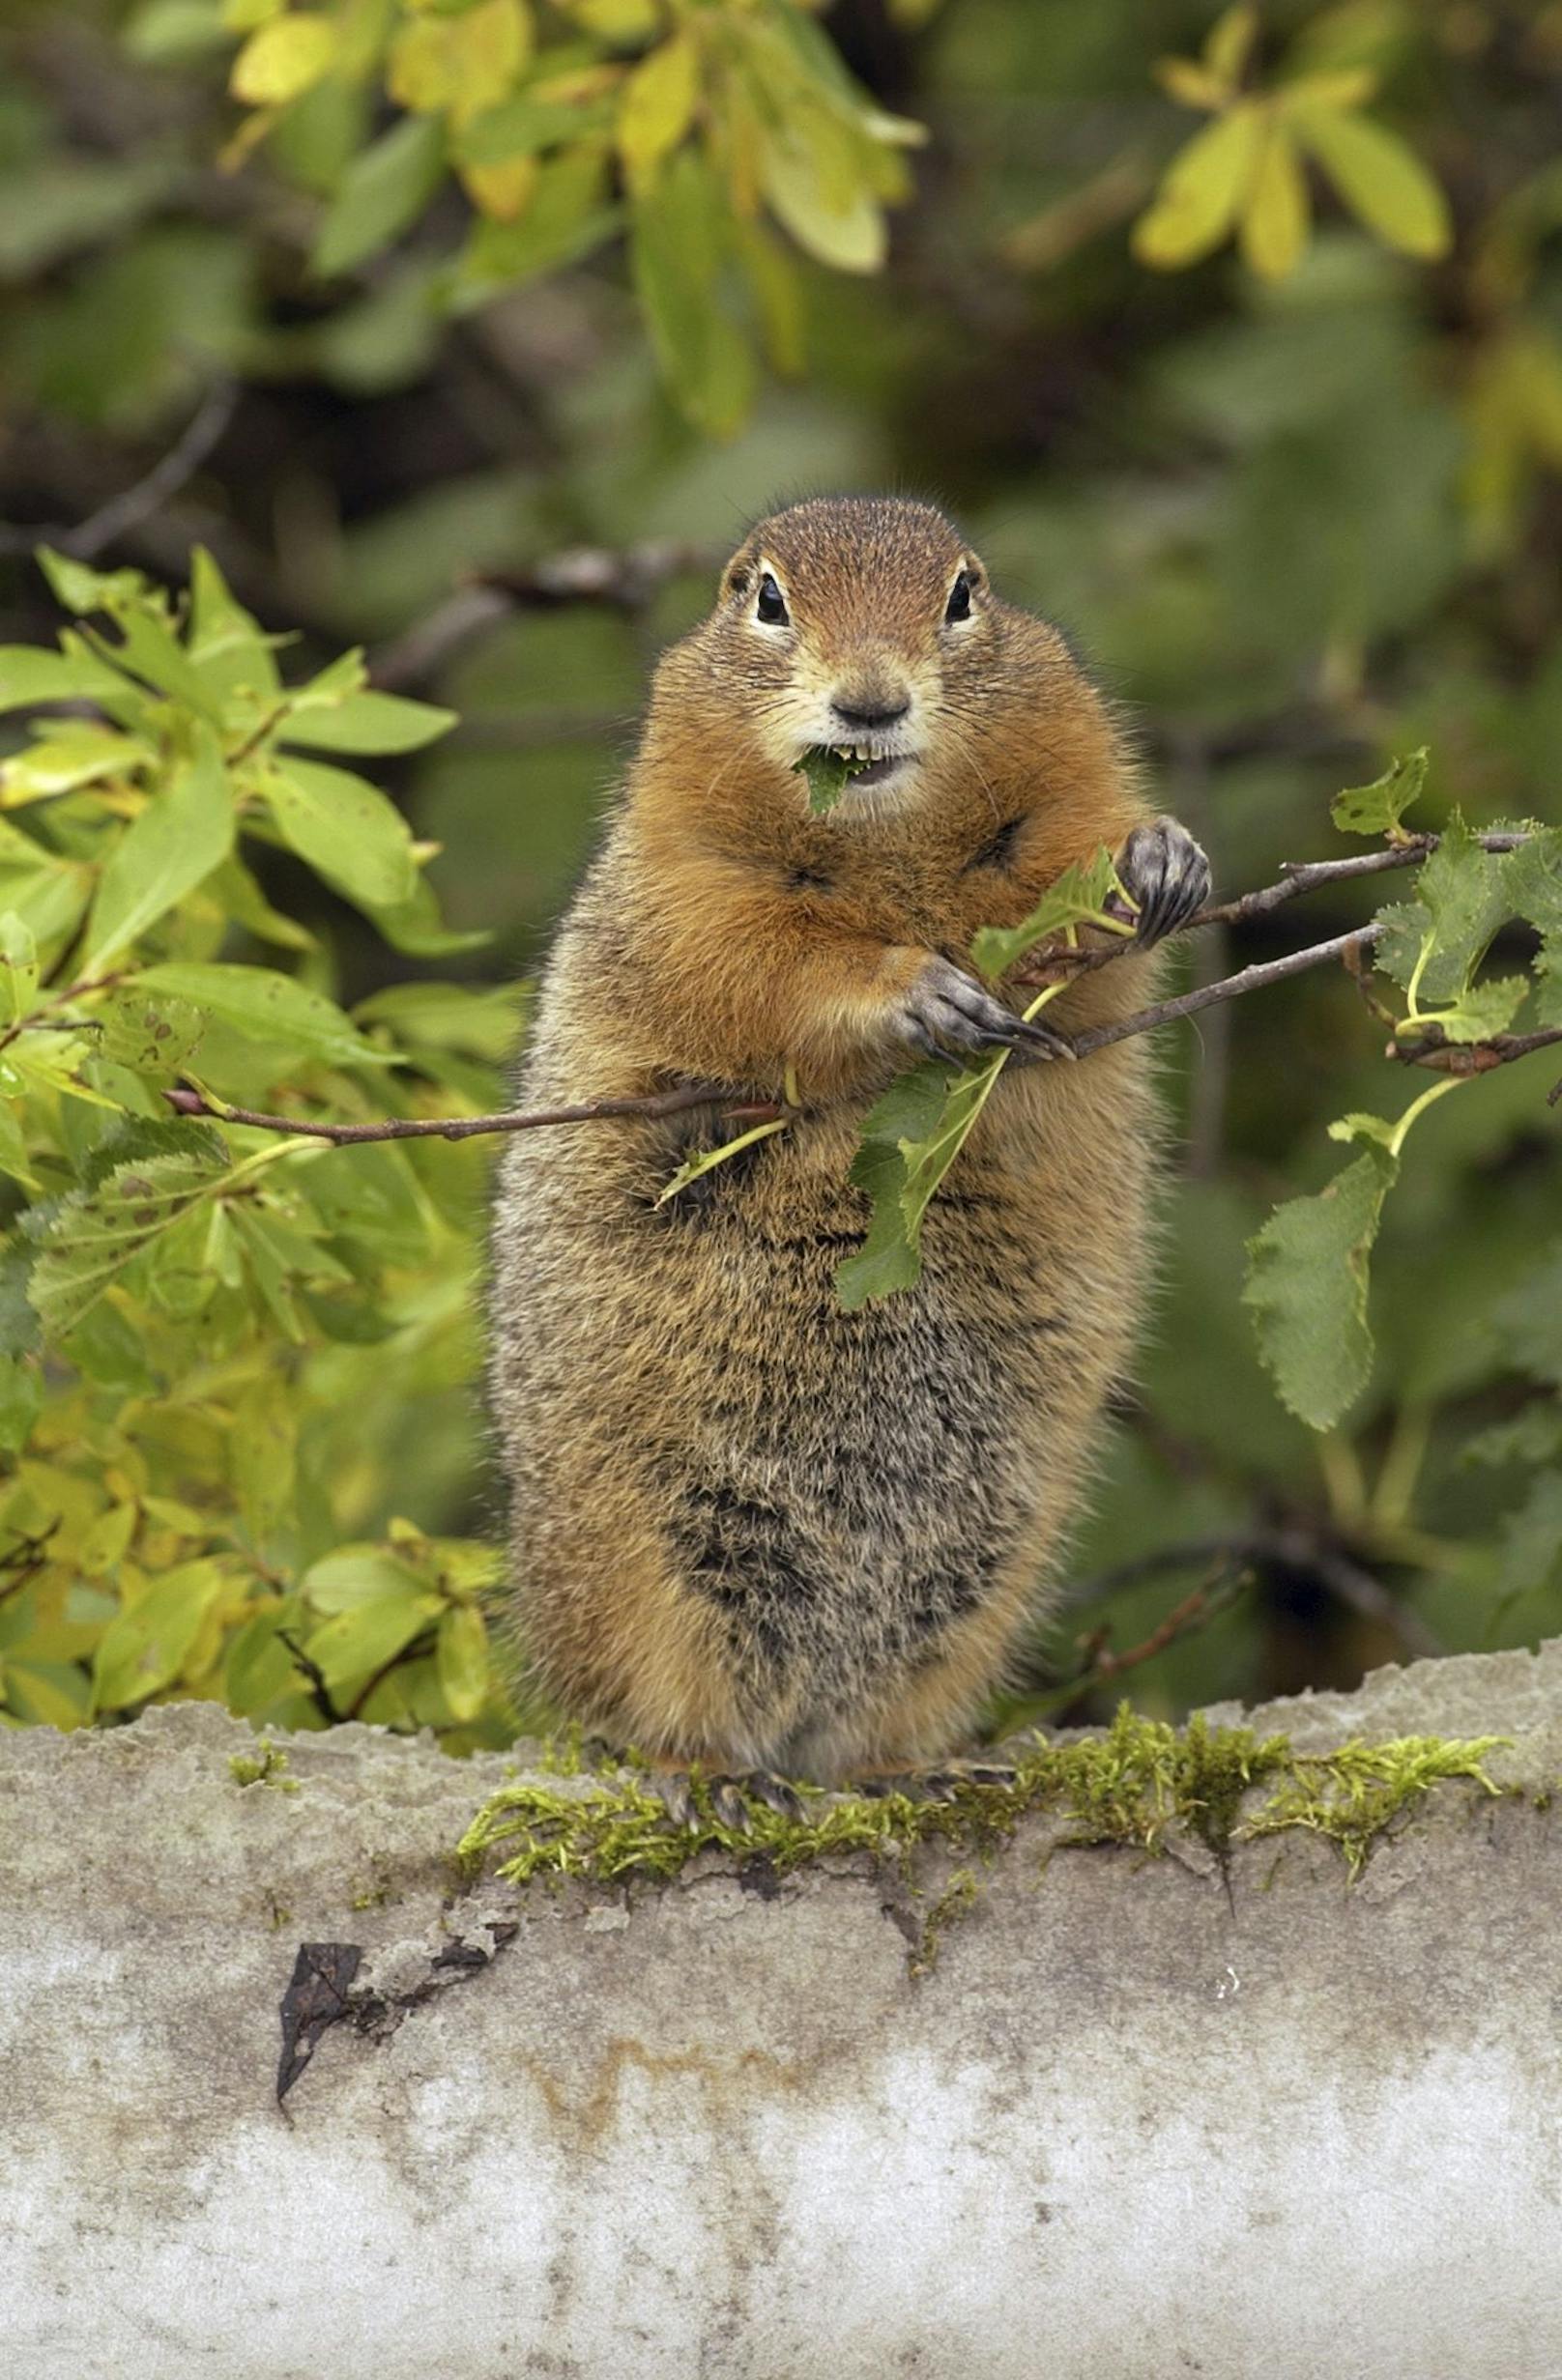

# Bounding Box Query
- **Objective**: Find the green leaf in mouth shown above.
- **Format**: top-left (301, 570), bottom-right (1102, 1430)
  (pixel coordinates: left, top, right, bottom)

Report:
top-left (793, 745), bottom-right (876, 816)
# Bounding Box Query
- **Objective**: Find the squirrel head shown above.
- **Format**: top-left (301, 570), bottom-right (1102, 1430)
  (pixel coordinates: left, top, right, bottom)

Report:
top-left (646, 495), bottom-right (1087, 820)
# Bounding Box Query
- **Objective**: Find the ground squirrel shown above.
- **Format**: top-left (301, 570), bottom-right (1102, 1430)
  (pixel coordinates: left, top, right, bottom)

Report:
top-left (488, 496), bottom-right (1208, 1789)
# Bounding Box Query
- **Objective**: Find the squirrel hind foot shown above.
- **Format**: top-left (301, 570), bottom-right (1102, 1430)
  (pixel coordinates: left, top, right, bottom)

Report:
top-left (655, 1767), bottom-right (806, 1831)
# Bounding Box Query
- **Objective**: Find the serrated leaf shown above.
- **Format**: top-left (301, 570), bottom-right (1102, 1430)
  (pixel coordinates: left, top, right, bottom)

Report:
top-left (1374, 812), bottom-right (1508, 1006)
top-left (1415, 974), bottom-right (1527, 1044)
top-left (1293, 106), bottom-right (1451, 260)
top-left (1243, 1144), bottom-right (1398, 1430)
top-left (835, 1053), bottom-right (1011, 1310)
top-left (275, 688), bottom-right (455, 755)
top-left (1239, 122), bottom-right (1309, 281)
top-left (230, 11), bottom-right (337, 104)
top-left (28, 1154), bottom-right (219, 1341)
top-left (792, 746), bottom-right (876, 817)
top-left (1331, 747), bottom-right (1428, 839)
top-left (261, 759), bottom-right (419, 911)
top-left (437, 1601), bottom-right (490, 1721)
top-left (1490, 1471), bottom-right (1562, 1607)
top-left (134, 961), bottom-right (384, 1067)
top-left (86, 727), bottom-right (233, 965)
top-left (969, 846), bottom-right (1126, 980)
top-left (1132, 103), bottom-right (1262, 270)
top-left (314, 113), bottom-right (446, 278)
top-left (1462, 1408), bottom-right (1562, 1470)
top-left (1502, 828), bottom-right (1562, 939)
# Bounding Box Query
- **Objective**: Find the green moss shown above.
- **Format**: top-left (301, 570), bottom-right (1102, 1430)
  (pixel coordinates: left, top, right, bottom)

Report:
top-left (454, 1706), bottom-right (1510, 1958)
top-left (228, 1742), bottom-right (299, 1792)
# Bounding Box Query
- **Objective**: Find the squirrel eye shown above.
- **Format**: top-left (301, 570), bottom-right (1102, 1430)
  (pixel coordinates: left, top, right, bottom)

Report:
top-left (944, 569), bottom-right (974, 625)
top-left (755, 571), bottom-right (790, 627)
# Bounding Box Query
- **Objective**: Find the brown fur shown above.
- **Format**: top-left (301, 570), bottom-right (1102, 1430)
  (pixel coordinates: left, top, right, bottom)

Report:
top-left (488, 497), bottom-right (1181, 1782)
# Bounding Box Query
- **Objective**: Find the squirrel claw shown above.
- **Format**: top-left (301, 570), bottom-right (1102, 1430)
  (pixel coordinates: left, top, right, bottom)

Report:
top-left (902, 957), bottom-right (1065, 1065)
top-left (1116, 817), bottom-right (1211, 948)
top-left (851, 1757), bottom-right (1017, 1803)
top-left (657, 1768), bottom-right (803, 1830)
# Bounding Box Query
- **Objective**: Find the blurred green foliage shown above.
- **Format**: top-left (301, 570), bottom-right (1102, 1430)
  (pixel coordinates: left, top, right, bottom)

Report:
top-left (2, 0), bottom-right (1562, 1745)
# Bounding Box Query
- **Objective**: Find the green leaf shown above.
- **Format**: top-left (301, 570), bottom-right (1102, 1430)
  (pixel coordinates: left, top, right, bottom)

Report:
top-left (314, 113), bottom-right (447, 278)
top-left (230, 12), bottom-right (338, 104)
top-left (28, 1154), bottom-right (219, 1341)
top-left (1374, 813), bottom-right (1508, 1003)
top-left (0, 725), bottom-right (151, 804)
top-left (0, 911), bottom-right (39, 1027)
top-left (969, 846), bottom-right (1127, 980)
top-left (457, 94), bottom-right (618, 167)
top-left (1330, 747), bottom-right (1428, 839)
top-left (275, 688), bottom-right (455, 755)
top-left (457, 146), bottom-right (620, 296)
top-left (86, 726), bottom-right (234, 965)
top-left (835, 1055), bottom-right (1015, 1311)
top-left (302, 1589), bottom-right (445, 1694)
top-left (793, 745), bottom-right (874, 817)
top-left (757, 102), bottom-right (887, 274)
top-left (303, 1547), bottom-right (429, 1614)
top-left (1417, 974), bottom-right (1527, 1044)
top-left (1293, 106), bottom-right (1451, 260)
top-left (94, 989), bottom-right (206, 1078)
top-left (1239, 122), bottom-right (1309, 281)
top-left (1492, 1248), bottom-right (1562, 1389)
top-left (134, 961), bottom-right (383, 1068)
top-left (617, 31), bottom-right (700, 186)
top-left (1462, 1408), bottom-right (1562, 1470)
top-left (35, 551), bottom-right (147, 617)
top-left (188, 548), bottom-right (282, 703)
top-left (0, 645), bottom-right (130, 714)
top-left (1502, 828), bottom-right (1562, 939)
top-left (260, 759), bottom-right (419, 911)
top-left (1243, 1144), bottom-right (1398, 1430)
top-left (1132, 103), bottom-right (1263, 270)
top-left (437, 1601), bottom-right (490, 1722)
top-left (1490, 1471), bottom-right (1562, 1607)
top-left (92, 1559), bottom-right (228, 1712)
top-left (630, 148), bottom-right (755, 436)
top-left (654, 1118), bottom-right (788, 1208)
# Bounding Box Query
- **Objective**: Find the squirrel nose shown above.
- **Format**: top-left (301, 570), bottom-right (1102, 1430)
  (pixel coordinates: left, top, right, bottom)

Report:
top-left (831, 687), bottom-right (911, 731)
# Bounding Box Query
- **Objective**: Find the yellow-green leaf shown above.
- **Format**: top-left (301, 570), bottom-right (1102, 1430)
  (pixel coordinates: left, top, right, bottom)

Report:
top-left (1294, 106), bottom-right (1451, 259)
top-left (758, 107), bottom-right (886, 274)
top-left (1131, 103), bottom-right (1262, 270)
top-left (388, 0), bottom-right (531, 121)
top-left (436, 1602), bottom-right (491, 1722)
top-left (617, 31), bottom-right (700, 185)
top-left (93, 1560), bottom-right (228, 1711)
top-left (1204, 4), bottom-right (1258, 88)
top-left (1239, 121), bottom-right (1309, 280)
top-left (87, 726), bottom-right (233, 965)
top-left (230, 11), bottom-right (337, 104)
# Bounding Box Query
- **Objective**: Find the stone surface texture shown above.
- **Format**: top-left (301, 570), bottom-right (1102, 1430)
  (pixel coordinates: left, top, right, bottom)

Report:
top-left (6, 1645), bottom-right (1562, 2378)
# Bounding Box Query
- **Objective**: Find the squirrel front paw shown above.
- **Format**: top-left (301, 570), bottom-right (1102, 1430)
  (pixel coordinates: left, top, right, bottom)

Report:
top-left (898, 956), bottom-right (1074, 1064)
top-left (1115, 817), bottom-right (1212, 947)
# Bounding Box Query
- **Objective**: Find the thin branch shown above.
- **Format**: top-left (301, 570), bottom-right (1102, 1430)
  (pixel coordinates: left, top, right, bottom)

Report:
top-left (161, 1080), bottom-right (784, 1145)
top-left (146, 832), bottom-right (1556, 1147)
top-left (0, 380), bottom-right (238, 562)
top-left (1067, 926), bottom-right (1381, 1058)
top-left (370, 540), bottom-right (720, 691)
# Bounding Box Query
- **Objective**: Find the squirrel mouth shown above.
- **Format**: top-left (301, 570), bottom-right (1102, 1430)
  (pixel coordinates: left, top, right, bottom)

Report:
top-left (809, 743), bottom-right (909, 789)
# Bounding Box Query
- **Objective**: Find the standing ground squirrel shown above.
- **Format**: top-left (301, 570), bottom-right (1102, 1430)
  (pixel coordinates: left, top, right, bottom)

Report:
top-left (488, 496), bottom-right (1208, 1789)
